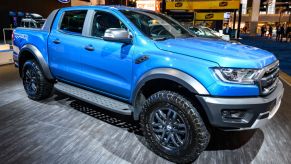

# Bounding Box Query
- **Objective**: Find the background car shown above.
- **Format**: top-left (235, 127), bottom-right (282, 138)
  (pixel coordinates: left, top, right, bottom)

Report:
top-left (189, 26), bottom-right (230, 41)
top-left (20, 18), bottom-right (46, 28)
top-left (20, 13), bottom-right (46, 28)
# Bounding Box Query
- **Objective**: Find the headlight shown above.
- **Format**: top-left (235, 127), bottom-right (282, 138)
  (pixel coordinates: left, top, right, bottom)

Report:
top-left (213, 68), bottom-right (262, 84)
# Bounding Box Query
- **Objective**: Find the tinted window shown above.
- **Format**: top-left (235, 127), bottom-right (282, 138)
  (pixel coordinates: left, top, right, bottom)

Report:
top-left (60, 10), bottom-right (87, 34)
top-left (91, 11), bottom-right (127, 38)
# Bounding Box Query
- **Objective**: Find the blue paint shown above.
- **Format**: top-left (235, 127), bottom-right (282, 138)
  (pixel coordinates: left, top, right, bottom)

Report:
top-left (13, 6), bottom-right (279, 102)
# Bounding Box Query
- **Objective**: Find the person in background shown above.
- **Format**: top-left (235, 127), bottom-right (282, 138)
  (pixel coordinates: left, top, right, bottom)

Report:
top-left (261, 25), bottom-right (265, 37)
top-left (280, 24), bottom-right (285, 42)
top-left (286, 24), bottom-right (291, 42)
top-left (261, 25), bottom-right (267, 37)
top-left (276, 25), bottom-right (281, 41)
top-left (268, 25), bottom-right (273, 39)
top-left (242, 25), bottom-right (247, 33)
top-left (223, 25), bottom-right (232, 35)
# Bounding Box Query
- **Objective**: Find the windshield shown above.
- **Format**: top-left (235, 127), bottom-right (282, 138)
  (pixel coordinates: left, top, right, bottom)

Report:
top-left (120, 10), bottom-right (193, 40)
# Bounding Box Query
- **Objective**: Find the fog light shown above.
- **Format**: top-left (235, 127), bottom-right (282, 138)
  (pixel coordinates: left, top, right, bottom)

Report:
top-left (222, 110), bottom-right (246, 119)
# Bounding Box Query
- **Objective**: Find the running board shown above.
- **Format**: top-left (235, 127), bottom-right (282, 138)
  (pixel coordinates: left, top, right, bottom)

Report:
top-left (54, 82), bottom-right (132, 115)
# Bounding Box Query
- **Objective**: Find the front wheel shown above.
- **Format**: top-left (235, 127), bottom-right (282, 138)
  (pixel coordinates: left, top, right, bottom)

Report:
top-left (22, 60), bottom-right (54, 100)
top-left (140, 91), bottom-right (210, 163)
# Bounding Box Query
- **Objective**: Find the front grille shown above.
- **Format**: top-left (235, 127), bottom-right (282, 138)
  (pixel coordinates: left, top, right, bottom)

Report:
top-left (259, 61), bottom-right (280, 95)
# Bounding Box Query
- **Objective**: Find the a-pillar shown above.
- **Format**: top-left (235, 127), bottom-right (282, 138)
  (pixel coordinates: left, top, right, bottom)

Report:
top-left (249, 0), bottom-right (260, 35)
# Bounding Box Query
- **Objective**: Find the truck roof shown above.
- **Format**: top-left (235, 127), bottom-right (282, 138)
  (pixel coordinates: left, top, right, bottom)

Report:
top-left (42, 5), bottom-right (151, 32)
top-left (61, 5), bottom-right (150, 12)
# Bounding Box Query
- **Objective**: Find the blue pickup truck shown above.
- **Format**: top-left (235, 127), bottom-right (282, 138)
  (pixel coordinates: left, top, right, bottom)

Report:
top-left (13, 6), bottom-right (284, 163)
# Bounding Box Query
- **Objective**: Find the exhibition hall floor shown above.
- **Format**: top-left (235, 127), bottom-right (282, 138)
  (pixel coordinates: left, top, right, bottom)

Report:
top-left (240, 35), bottom-right (291, 76)
top-left (0, 64), bottom-right (290, 164)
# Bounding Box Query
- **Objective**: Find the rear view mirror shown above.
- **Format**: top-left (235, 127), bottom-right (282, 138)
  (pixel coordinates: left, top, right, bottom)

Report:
top-left (103, 28), bottom-right (132, 44)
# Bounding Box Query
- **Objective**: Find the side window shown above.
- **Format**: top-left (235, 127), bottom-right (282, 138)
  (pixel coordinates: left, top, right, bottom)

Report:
top-left (60, 10), bottom-right (87, 34)
top-left (91, 11), bottom-right (127, 38)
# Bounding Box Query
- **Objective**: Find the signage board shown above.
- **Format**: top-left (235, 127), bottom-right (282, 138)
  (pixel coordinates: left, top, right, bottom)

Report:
top-left (136, 0), bottom-right (160, 12)
top-left (166, 0), bottom-right (240, 10)
top-left (195, 12), bottom-right (224, 20)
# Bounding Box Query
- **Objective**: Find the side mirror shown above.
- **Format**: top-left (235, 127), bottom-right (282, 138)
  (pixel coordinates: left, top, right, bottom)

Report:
top-left (103, 28), bottom-right (132, 44)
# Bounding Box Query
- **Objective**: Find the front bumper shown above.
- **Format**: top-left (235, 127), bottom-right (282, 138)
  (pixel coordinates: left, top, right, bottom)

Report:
top-left (197, 80), bottom-right (284, 130)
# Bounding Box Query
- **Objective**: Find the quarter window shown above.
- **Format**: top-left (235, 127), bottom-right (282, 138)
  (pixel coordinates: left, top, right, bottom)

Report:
top-left (60, 10), bottom-right (87, 34)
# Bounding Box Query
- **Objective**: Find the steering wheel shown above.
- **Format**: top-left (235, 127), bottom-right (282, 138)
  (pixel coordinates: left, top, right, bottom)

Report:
top-left (151, 26), bottom-right (168, 37)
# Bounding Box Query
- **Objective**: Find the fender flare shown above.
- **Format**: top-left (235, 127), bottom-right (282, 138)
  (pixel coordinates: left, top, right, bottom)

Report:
top-left (19, 44), bottom-right (54, 80)
top-left (132, 68), bottom-right (209, 120)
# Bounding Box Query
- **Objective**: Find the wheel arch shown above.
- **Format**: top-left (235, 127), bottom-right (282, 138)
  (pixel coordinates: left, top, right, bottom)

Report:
top-left (19, 44), bottom-right (54, 80)
top-left (132, 68), bottom-right (209, 120)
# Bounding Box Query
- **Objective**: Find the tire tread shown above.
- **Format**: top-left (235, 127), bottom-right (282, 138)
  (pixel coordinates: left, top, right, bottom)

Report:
top-left (140, 90), bottom-right (210, 163)
top-left (22, 60), bottom-right (54, 100)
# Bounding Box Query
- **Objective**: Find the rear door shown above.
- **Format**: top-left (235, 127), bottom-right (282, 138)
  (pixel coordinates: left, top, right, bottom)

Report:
top-left (48, 9), bottom-right (88, 83)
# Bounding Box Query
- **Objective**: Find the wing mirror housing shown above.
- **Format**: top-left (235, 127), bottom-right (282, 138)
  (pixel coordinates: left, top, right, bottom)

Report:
top-left (103, 28), bottom-right (132, 44)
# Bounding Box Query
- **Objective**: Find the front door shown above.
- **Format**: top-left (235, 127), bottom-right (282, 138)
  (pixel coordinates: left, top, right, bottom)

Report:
top-left (77, 10), bottom-right (134, 99)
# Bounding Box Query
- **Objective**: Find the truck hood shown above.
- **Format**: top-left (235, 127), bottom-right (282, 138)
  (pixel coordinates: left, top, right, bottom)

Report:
top-left (154, 37), bottom-right (277, 68)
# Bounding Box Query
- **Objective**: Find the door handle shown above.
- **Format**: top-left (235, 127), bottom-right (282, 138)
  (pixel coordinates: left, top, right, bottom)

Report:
top-left (53, 39), bottom-right (61, 44)
top-left (84, 45), bottom-right (94, 51)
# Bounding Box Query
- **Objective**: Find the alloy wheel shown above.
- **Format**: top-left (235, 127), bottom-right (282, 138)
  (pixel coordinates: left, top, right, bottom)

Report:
top-left (23, 67), bottom-right (38, 95)
top-left (150, 106), bottom-right (188, 150)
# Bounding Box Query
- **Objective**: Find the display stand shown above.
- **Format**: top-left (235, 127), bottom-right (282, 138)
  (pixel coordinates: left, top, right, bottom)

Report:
top-left (0, 44), bottom-right (13, 65)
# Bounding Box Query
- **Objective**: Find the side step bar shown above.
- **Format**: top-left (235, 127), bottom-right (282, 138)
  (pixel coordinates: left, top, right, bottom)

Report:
top-left (54, 82), bottom-right (132, 115)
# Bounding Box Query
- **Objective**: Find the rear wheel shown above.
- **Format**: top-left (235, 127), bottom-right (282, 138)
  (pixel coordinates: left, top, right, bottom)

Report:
top-left (140, 91), bottom-right (210, 163)
top-left (22, 60), bottom-right (54, 100)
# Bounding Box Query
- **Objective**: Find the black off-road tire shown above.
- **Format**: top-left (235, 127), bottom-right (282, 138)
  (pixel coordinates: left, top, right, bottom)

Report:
top-left (140, 91), bottom-right (210, 163)
top-left (22, 60), bottom-right (54, 100)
